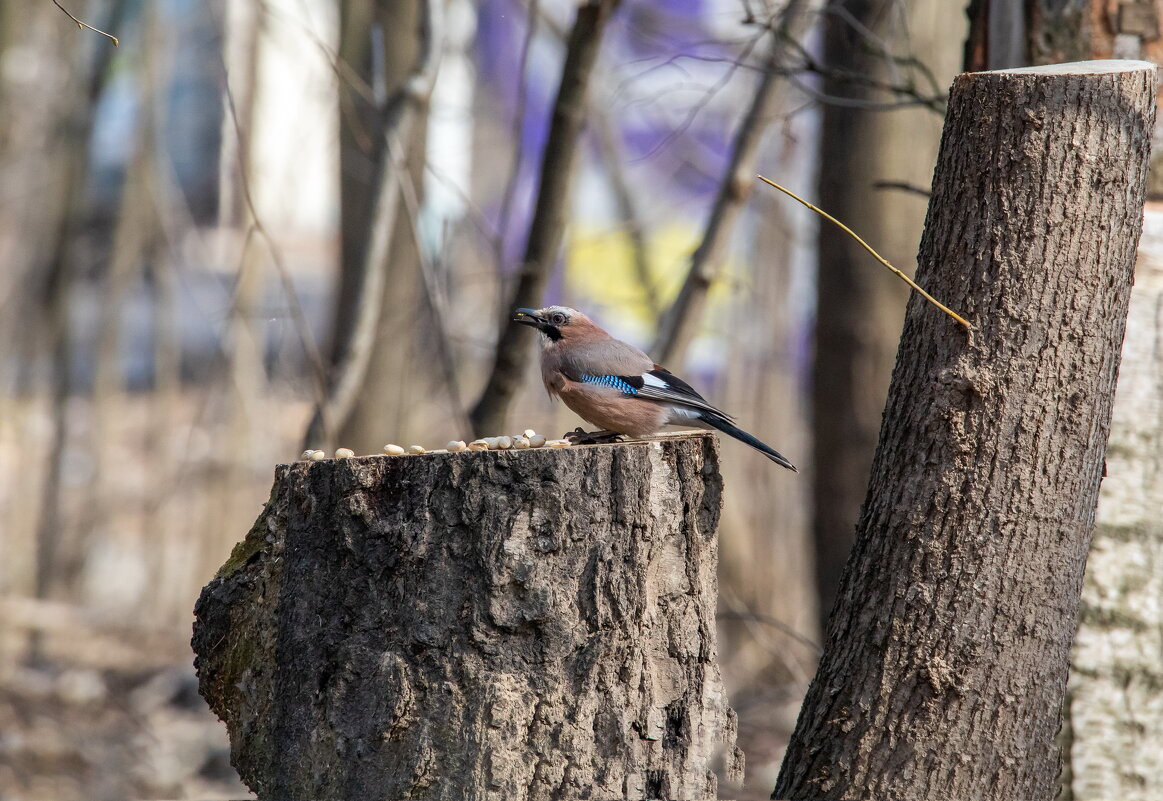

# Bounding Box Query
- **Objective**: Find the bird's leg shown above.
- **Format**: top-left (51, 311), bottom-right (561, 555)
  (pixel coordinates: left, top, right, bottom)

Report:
top-left (564, 427), bottom-right (625, 445)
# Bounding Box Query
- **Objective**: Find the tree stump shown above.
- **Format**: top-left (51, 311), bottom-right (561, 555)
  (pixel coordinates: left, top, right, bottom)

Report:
top-left (775, 61), bottom-right (1156, 800)
top-left (192, 432), bottom-right (742, 800)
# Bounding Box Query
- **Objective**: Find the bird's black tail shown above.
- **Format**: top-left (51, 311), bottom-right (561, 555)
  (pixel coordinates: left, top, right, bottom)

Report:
top-left (700, 413), bottom-right (797, 472)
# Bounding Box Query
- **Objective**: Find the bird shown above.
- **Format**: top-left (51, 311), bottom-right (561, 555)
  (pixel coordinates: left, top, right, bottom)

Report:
top-left (513, 306), bottom-right (796, 471)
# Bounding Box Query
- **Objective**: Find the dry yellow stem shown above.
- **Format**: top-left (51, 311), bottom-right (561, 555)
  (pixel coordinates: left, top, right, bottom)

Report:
top-left (52, 0), bottom-right (119, 46)
top-left (757, 174), bottom-right (971, 330)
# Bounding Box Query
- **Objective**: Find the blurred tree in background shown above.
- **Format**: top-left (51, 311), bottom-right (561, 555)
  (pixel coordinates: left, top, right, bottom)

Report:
top-left (810, 0), bottom-right (963, 632)
top-left (0, 0), bottom-right (978, 796)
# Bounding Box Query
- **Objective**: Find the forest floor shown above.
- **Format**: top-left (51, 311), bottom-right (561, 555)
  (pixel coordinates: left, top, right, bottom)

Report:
top-left (0, 591), bottom-right (800, 800)
top-left (0, 598), bottom-right (252, 800)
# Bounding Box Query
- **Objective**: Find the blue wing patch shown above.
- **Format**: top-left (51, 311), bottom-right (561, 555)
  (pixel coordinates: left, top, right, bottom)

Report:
top-left (581, 374), bottom-right (639, 395)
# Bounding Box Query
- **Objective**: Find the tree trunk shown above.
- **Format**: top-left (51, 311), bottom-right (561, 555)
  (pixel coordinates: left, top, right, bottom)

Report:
top-left (469, 0), bottom-right (619, 439)
top-left (331, 0), bottom-right (421, 371)
top-left (193, 433), bottom-right (742, 800)
top-left (32, 3), bottom-right (124, 628)
top-left (810, 0), bottom-right (966, 629)
top-left (335, 109), bottom-right (432, 451)
top-left (305, 0), bottom-right (433, 451)
top-left (775, 60), bottom-right (1155, 801)
top-left (1063, 207), bottom-right (1163, 799)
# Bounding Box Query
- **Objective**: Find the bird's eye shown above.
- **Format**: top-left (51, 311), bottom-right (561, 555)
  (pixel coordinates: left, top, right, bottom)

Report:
top-left (549, 312), bottom-right (567, 326)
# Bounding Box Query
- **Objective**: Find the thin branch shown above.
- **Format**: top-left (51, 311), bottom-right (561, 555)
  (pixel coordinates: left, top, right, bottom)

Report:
top-left (651, 1), bottom-right (807, 365)
top-left (631, 29), bottom-right (765, 164)
top-left (495, 0), bottom-right (540, 272)
top-left (303, 0), bottom-right (443, 448)
top-left (614, 32), bottom-right (946, 115)
top-left (469, 0), bottom-right (621, 438)
top-left (52, 0), bottom-right (119, 46)
top-left (219, 74), bottom-right (330, 435)
top-left (773, 30), bottom-right (946, 113)
top-left (824, 1), bottom-right (899, 73)
top-left (283, 0), bottom-right (377, 106)
top-left (425, 161), bottom-right (500, 244)
top-left (757, 175), bottom-right (971, 329)
top-left (716, 608), bottom-right (822, 654)
top-left (720, 588), bottom-right (815, 687)
top-left (591, 111), bottom-right (659, 317)
top-left (385, 135), bottom-right (472, 440)
top-left (784, 72), bottom-right (943, 111)
top-left (873, 179), bottom-right (931, 198)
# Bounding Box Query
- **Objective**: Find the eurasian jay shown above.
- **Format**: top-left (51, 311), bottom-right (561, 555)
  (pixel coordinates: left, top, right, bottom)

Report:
top-left (514, 306), bottom-right (797, 471)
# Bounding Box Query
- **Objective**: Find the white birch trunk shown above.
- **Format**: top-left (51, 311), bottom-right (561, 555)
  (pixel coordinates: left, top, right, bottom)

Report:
top-left (1066, 204), bottom-right (1163, 799)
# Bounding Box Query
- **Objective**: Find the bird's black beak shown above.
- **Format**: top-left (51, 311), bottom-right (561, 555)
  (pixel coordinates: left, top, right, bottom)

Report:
top-left (514, 307), bottom-right (562, 341)
top-left (513, 308), bottom-right (544, 329)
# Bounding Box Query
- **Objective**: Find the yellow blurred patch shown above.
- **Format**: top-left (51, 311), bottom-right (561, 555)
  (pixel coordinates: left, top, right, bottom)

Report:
top-left (565, 223), bottom-right (738, 332)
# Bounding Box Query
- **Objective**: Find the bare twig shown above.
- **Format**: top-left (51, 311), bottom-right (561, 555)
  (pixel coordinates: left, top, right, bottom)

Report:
top-left (303, 0), bottom-right (442, 448)
top-left (32, 0), bottom-right (128, 660)
top-left (495, 0), bottom-right (540, 272)
top-left (716, 607), bottom-right (822, 654)
top-left (469, 0), bottom-right (621, 438)
top-left (872, 179), bottom-right (931, 198)
top-left (279, 0), bottom-right (377, 107)
top-left (651, 2), bottom-right (808, 365)
top-left (758, 175), bottom-right (971, 329)
top-left (592, 111), bottom-right (659, 317)
top-left (631, 29), bottom-right (766, 165)
top-left (52, 0), bottom-right (119, 46)
top-left (385, 135), bottom-right (472, 440)
top-left (782, 68), bottom-right (945, 112)
top-left (219, 59), bottom-right (330, 440)
top-left (425, 161), bottom-right (500, 244)
top-left (720, 588), bottom-right (817, 686)
top-left (614, 29), bottom-right (946, 114)
top-left (764, 14), bottom-right (947, 113)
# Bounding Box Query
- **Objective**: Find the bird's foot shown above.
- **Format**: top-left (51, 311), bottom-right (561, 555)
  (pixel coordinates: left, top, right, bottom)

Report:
top-left (564, 427), bottom-right (625, 445)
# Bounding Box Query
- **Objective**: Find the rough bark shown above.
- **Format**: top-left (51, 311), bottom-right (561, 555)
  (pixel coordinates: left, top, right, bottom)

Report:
top-left (964, 1), bottom-right (1163, 200)
top-left (775, 60), bottom-right (1155, 801)
top-left (193, 432), bottom-right (742, 800)
top-left (811, 0), bottom-right (966, 630)
top-left (1063, 207), bottom-right (1163, 799)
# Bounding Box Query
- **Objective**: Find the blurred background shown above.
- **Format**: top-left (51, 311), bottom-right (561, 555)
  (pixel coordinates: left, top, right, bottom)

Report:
top-left (0, 0), bottom-right (1136, 798)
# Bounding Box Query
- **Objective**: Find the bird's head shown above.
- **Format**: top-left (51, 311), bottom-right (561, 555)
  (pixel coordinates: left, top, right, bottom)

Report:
top-left (513, 306), bottom-right (594, 343)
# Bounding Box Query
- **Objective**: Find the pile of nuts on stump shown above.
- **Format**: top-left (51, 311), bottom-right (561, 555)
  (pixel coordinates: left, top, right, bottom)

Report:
top-left (299, 429), bottom-right (573, 462)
